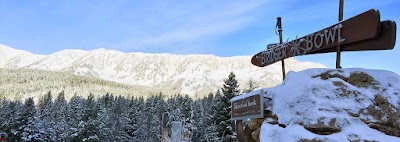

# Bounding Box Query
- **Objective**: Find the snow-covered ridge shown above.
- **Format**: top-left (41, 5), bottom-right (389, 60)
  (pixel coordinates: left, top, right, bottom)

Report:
top-left (0, 44), bottom-right (45, 67)
top-left (0, 44), bottom-right (326, 97)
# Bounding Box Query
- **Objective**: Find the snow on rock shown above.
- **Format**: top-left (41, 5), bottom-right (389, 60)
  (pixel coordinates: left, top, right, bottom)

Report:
top-left (260, 122), bottom-right (400, 142)
top-left (259, 68), bottom-right (400, 142)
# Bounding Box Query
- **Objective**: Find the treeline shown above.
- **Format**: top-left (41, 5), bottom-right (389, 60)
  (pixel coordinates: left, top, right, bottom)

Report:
top-left (0, 72), bottom-right (244, 142)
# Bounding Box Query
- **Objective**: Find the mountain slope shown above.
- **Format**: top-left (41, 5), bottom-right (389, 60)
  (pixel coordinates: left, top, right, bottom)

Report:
top-left (0, 44), bottom-right (45, 67)
top-left (0, 44), bottom-right (326, 97)
top-left (0, 68), bottom-right (166, 101)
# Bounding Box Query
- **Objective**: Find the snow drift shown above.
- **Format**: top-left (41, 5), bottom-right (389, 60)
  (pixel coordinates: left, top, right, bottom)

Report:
top-left (260, 68), bottom-right (400, 142)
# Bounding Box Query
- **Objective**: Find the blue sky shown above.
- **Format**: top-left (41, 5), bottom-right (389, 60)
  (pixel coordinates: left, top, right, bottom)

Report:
top-left (0, 0), bottom-right (399, 74)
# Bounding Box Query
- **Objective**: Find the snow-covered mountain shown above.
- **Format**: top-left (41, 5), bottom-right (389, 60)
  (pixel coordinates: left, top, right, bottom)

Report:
top-left (0, 44), bottom-right (326, 97)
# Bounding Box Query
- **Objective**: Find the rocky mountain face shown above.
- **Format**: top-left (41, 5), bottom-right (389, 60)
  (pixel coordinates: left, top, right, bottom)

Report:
top-left (0, 44), bottom-right (326, 97)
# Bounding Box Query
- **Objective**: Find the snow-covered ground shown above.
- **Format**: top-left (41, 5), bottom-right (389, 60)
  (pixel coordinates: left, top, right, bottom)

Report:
top-left (258, 68), bottom-right (400, 141)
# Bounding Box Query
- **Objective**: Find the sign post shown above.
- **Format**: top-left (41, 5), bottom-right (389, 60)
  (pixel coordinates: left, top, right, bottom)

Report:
top-left (171, 121), bottom-right (183, 142)
top-left (161, 112), bottom-right (169, 142)
top-left (277, 17), bottom-right (286, 80)
top-left (336, 0), bottom-right (344, 69)
top-left (231, 89), bottom-right (265, 141)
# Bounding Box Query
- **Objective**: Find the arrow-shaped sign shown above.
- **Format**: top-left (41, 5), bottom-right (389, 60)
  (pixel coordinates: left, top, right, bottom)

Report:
top-left (309, 20), bottom-right (396, 54)
top-left (252, 9), bottom-right (383, 67)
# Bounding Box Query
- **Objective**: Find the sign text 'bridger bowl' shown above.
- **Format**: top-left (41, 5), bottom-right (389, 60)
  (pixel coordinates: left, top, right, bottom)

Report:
top-left (251, 9), bottom-right (396, 67)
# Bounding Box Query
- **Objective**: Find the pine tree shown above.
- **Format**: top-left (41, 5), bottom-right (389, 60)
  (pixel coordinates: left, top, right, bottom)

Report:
top-left (19, 98), bottom-right (46, 141)
top-left (134, 96), bottom-right (147, 141)
top-left (96, 103), bottom-right (112, 140)
top-left (214, 72), bottom-right (240, 142)
top-left (67, 95), bottom-right (85, 141)
top-left (52, 91), bottom-right (69, 141)
top-left (194, 92), bottom-right (214, 142)
top-left (0, 99), bottom-right (23, 141)
top-left (144, 96), bottom-right (161, 142)
top-left (38, 91), bottom-right (56, 141)
top-left (126, 97), bottom-right (139, 139)
top-left (111, 96), bottom-right (132, 141)
top-left (96, 94), bottom-right (113, 140)
top-left (243, 78), bottom-right (258, 93)
top-left (81, 93), bottom-right (100, 141)
top-left (168, 94), bottom-right (182, 122)
top-left (0, 99), bottom-right (11, 132)
top-left (192, 99), bottom-right (203, 142)
top-left (181, 95), bottom-right (195, 141)
top-left (208, 89), bottom-right (222, 142)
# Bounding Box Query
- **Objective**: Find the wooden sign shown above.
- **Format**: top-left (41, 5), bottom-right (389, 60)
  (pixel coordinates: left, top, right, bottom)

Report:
top-left (252, 9), bottom-right (382, 67)
top-left (309, 20), bottom-right (396, 54)
top-left (231, 89), bottom-right (264, 120)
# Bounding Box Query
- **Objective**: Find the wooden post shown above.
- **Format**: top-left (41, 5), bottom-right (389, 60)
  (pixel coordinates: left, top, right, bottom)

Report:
top-left (277, 17), bottom-right (286, 80)
top-left (336, 0), bottom-right (344, 69)
top-left (161, 112), bottom-right (169, 142)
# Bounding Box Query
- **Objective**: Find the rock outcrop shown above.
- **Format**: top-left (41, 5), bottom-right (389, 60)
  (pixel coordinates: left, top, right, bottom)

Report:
top-left (236, 68), bottom-right (400, 142)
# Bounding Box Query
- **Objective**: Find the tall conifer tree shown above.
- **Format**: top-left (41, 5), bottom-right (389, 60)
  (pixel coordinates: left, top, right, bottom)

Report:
top-left (214, 72), bottom-right (239, 142)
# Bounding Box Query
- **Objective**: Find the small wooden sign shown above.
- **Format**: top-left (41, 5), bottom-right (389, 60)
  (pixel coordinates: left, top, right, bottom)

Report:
top-left (252, 9), bottom-right (382, 67)
top-left (231, 90), bottom-right (264, 120)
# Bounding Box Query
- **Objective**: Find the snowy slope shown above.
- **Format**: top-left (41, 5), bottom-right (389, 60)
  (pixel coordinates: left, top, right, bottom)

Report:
top-left (0, 68), bottom-right (163, 102)
top-left (0, 44), bottom-right (326, 97)
top-left (258, 68), bottom-right (400, 141)
top-left (27, 49), bottom-right (88, 71)
top-left (0, 44), bottom-right (45, 67)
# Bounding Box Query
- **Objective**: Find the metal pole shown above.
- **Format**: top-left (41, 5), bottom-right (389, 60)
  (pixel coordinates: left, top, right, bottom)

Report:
top-left (336, 0), bottom-right (344, 69)
top-left (277, 17), bottom-right (286, 80)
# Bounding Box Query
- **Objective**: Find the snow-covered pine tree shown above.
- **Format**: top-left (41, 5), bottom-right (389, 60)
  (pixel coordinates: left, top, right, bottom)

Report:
top-left (67, 94), bottom-right (85, 141)
top-left (0, 99), bottom-right (11, 131)
top-left (96, 101), bottom-right (112, 140)
top-left (98, 93), bottom-right (114, 108)
top-left (215, 72), bottom-right (240, 142)
top-left (194, 92), bottom-right (214, 142)
top-left (111, 96), bottom-right (132, 141)
top-left (126, 97), bottom-right (139, 139)
top-left (81, 93), bottom-right (100, 141)
top-left (52, 91), bottom-right (69, 141)
top-left (181, 95), bottom-right (195, 141)
top-left (38, 91), bottom-right (56, 141)
top-left (144, 95), bottom-right (161, 142)
top-left (133, 96), bottom-right (147, 141)
top-left (19, 98), bottom-right (46, 141)
top-left (208, 89), bottom-right (222, 142)
top-left (96, 93), bottom-right (114, 140)
top-left (168, 94), bottom-right (182, 122)
top-left (0, 99), bottom-right (23, 141)
top-left (192, 98), bottom-right (203, 142)
top-left (243, 78), bottom-right (258, 93)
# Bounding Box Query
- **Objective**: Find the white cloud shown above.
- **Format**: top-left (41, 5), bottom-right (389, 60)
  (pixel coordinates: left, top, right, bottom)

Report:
top-left (117, 1), bottom-right (267, 52)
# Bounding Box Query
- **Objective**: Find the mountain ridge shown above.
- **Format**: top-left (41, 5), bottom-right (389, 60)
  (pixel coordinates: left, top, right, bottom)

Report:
top-left (0, 44), bottom-right (326, 97)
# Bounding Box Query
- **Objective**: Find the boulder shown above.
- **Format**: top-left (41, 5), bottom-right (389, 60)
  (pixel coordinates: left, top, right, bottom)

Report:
top-left (258, 68), bottom-right (400, 142)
